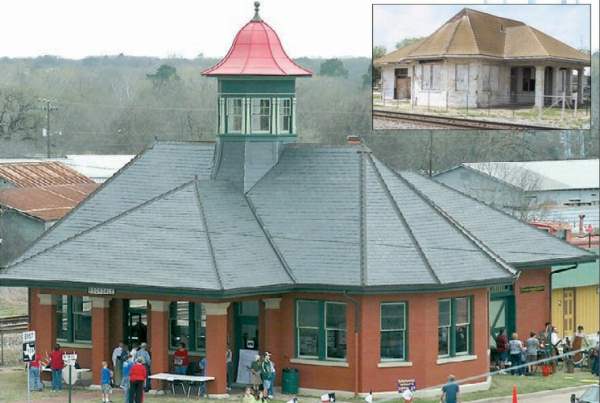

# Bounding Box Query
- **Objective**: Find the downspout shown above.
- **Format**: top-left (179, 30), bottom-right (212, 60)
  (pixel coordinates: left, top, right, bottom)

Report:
top-left (343, 291), bottom-right (361, 397)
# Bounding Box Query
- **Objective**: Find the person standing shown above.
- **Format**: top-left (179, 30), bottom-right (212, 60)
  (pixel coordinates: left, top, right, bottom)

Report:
top-left (173, 342), bottom-right (189, 375)
top-left (129, 357), bottom-right (147, 403)
top-left (197, 355), bottom-right (207, 397)
top-left (495, 328), bottom-right (508, 369)
top-left (250, 354), bottom-right (262, 391)
top-left (28, 352), bottom-right (44, 391)
top-left (135, 343), bottom-right (151, 392)
top-left (226, 344), bottom-right (233, 391)
top-left (121, 354), bottom-right (133, 403)
top-left (100, 361), bottom-right (113, 403)
top-left (112, 342), bottom-right (126, 386)
top-left (509, 333), bottom-right (524, 376)
top-left (261, 352), bottom-right (276, 399)
top-left (525, 332), bottom-right (540, 375)
top-left (590, 331), bottom-right (599, 376)
top-left (49, 344), bottom-right (64, 391)
top-left (441, 375), bottom-right (460, 403)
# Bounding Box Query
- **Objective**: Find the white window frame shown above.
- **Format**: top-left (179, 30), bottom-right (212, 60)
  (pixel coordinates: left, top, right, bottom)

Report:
top-left (250, 98), bottom-right (271, 134)
top-left (380, 302), bottom-right (407, 361)
top-left (278, 98), bottom-right (292, 134)
top-left (226, 98), bottom-right (244, 134)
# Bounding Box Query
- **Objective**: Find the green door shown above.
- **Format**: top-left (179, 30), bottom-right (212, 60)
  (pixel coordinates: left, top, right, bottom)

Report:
top-left (123, 299), bottom-right (148, 348)
top-left (490, 295), bottom-right (515, 338)
top-left (233, 301), bottom-right (260, 383)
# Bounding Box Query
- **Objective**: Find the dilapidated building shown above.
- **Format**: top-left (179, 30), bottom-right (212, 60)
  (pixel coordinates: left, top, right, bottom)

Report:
top-left (375, 8), bottom-right (590, 109)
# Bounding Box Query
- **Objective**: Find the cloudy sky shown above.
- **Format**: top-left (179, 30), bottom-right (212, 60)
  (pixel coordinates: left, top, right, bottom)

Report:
top-left (0, 0), bottom-right (597, 59)
top-left (374, 3), bottom-right (594, 54)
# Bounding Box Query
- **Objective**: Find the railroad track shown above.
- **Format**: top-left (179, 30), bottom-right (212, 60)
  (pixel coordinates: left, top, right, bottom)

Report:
top-left (0, 315), bottom-right (29, 332)
top-left (373, 109), bottom-right (557, 130)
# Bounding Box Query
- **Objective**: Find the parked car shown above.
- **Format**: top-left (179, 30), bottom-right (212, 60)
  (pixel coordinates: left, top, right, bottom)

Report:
top-left (571, 385), bottom-right (599, 403)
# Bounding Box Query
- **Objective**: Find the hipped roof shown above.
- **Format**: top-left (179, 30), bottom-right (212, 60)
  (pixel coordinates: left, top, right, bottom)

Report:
top-left (375, 8), bottom-right (590, 65)
top-left (0, 142), bottom-right (594, 298)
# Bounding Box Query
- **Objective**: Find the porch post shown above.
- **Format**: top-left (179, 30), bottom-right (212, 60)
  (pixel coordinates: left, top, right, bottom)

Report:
top-left (534, 65), bottom-right (546, 109)
top-left (576, 68), bottom-right (584, 105)
top-left (149, 300), bottom-right (170, 390)
top-left (205, 302), bottom-right (230, 397)
top-left (37, 293), bottom-right (57, 359)
top-left (263, 298), bottom-right (282, 384)
top-left (91, 297), bottom-right (111, 385)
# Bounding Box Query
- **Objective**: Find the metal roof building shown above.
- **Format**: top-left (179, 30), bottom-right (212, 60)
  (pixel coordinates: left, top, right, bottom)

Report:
top-left (0, 3), bottom-right (595, 397)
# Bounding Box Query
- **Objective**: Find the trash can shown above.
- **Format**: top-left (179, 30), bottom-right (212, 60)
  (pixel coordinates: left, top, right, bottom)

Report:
top-left (281, 367), bottom-right (299, 394)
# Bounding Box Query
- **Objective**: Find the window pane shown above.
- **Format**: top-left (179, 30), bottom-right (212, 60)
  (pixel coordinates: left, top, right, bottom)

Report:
top-left (381, 303), bottom-right (405, 330)
top-left (73, 296), bottom-right (91, 341)
top-left (438, 326), bottom-right (450, 356)
top-left (456, 298), bottom-right (469, 324)
top-left (251, 98), bottom-right (270, 132)
top-left (438, 300), bottom-right (451, 326)
top-left (56, 296), bottom-right (69, 340)
top-left (455, 325), bottom-right (469, 354)
top-left (326, 329), bottom-right (347, 359)
top-left (227, 98), bottom-right (243, 132)
top-left (170, 301), bottom-right (190, 347)
top-left (298, 328), bottom-right (319, 357)
top-left (195, 303), bottom-right (206, 351)
top-left (297, 300), bottom-right (319, 328)
top-left (278, 98), bottom-right (291, 132)
top-left (381, 330), bottom-right (405, 360)
top-left (326, 303), bottom-right (346, 329)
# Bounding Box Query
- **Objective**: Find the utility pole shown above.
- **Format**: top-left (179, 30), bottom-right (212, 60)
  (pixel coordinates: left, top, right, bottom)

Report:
top-left (40, 99), bottom-right (57, 158)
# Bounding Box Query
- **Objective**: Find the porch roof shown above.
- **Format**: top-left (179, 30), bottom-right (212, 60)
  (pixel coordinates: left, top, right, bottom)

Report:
top-left (0, 142), bottom-right (594, 297)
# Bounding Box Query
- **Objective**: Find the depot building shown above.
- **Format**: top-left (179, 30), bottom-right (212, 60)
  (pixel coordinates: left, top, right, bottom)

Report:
top-left (0, 3), bottom-right (594, 397)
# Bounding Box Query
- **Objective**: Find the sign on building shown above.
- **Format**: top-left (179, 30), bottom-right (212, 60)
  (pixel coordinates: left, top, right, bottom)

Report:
top-left (22, 331), bottom-right (36, 362)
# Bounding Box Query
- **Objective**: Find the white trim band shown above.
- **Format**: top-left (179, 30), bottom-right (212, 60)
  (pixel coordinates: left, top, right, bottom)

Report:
top-left (377, 361), bottom-right (413, 368)
top-left (436, 354), bottom-right (478, 365)
top-left (289, 358), bottom-right (349, 367)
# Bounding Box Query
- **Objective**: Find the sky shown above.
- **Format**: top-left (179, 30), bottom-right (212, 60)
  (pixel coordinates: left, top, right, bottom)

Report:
top-left (374, 3), bottom-right (594, 54)
top-left (0, 0), bottom-right (597, 59)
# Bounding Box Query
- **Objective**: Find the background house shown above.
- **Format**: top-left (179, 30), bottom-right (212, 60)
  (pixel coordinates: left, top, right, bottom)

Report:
top-left (374, 8), bottom-right (590, 109)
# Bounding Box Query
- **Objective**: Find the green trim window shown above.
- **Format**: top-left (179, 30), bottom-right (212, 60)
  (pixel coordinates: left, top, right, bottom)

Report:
top-left (56, 295), bottom-right (91, 343)
top-left (169, 302), bottom-right (206, 351)
top-left (226, 98), bottom-right (243, 133)
top-left (380, 302), bottom-right (407, 361)
top-left (278, 98), bottom-right (292, 133)
top-left (251, 98), bottom-right (271, 133)
top-left (296, 300), bottom-right (347, 361)
top-left (438, 297), bottom-right (472, 357)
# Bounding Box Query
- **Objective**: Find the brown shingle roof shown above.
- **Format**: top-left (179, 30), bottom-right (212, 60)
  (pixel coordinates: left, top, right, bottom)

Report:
top-left (0, 183), bottom-right (98, 221)
top-left (0, 161), bottom-right (94, 188)
top-left (375, 8), bottom-right (590, 65)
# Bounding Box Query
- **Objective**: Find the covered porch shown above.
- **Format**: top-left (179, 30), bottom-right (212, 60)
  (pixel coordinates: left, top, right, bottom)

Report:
top-left (30, 288), bottom-right (285, 397)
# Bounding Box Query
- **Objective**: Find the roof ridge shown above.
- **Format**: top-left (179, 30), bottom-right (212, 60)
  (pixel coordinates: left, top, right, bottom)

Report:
top-left (9, 142), bottom-right (156, 266)
top-left (527, 26), bottom-right (550, 57)
top-left (463, 11), bottom-right (482, 56)
top-left (260, 21), bottom-right (286, 75)
top-left (6, 179), bottom-right (197, 270)
top-left (367, 154), bottom-right (441, 284)
top-left (427, 171), bottom-right (597, 260)
top-left (193, 180), bottom-right (224, 291)
top-left (359, 151), bottom-right (368, 286)
top-left (380, 162), bottom-right (517, 277)
top-left (243, 193), bottom-right (297, 283)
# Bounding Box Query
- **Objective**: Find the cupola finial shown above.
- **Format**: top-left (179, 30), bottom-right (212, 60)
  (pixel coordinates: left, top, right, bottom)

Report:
top-left (252, 1), bottom-right (262, 22)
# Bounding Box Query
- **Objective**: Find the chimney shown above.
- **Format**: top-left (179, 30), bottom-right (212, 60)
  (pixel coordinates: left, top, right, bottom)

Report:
top-left (346, 135), bottom-right (361, 145)
top-left (578, 214), bottom-right (586, 233)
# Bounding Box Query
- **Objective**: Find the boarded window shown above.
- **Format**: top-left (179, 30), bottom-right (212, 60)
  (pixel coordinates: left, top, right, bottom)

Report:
top-left (395, 68), bottom-right (408, 78)
top-left (482, 65), bottom-right (499, 91)
top-left (422, 64), bottom-right (441, 90)
top-left (455, 64), bottom-right (468, 91)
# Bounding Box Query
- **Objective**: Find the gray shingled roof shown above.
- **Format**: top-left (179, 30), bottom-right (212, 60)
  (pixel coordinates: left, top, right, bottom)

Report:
top-left (0, 141), bottom-right (594, 297)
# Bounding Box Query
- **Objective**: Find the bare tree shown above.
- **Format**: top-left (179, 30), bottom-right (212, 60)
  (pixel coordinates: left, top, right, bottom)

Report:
top-left (0, 90), bottom-right (42, 141)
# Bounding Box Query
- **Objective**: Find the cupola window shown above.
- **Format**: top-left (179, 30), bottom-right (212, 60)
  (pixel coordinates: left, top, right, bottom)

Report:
top-left (226, 98), bottom-right (244, 133)
top-left (251, 98), bottom-right (272, 133)
top-left (278, 98), bottom-right (292, 133)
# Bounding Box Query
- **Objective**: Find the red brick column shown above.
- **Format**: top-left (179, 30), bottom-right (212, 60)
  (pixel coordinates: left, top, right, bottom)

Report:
top-left (149, 300), bottom-right (170, 390)
top-left (91, 297), bottom-right (111, 385)
top-left (205, 302), bottom-right (230, 397)
top-left (263, 298), bottom-right (282, 384)
top-left (36, 293), bottom-right (57, 359)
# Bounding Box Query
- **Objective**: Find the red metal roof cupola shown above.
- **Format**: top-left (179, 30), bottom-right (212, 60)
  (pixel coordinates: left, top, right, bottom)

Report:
top-left (202, 2), bottom-right (312, 76)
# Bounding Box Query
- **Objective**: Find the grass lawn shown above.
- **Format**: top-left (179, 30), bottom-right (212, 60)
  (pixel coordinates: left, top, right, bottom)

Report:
top-left (1, 366), bottom-right (597, 403)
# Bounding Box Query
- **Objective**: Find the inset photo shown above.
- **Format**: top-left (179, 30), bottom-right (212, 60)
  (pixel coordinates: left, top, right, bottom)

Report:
top-left (372, 3), bottom-right (592, 130)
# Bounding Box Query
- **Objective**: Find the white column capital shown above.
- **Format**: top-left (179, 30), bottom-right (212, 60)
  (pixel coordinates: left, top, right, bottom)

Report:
top-left (91, 297), bottom-right (111, 309)
top-left (204, 302), bottom-right (230, 316)
top-left (263, 298), bottom-right (282, 310)
top-left (149, 300), bottom-right (170, 312)
top-left (38, 293), bottom-right (56, 306)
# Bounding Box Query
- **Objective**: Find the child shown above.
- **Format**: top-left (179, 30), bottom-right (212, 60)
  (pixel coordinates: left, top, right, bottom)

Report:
top-left (101, 361), bottom-right (113, 403)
